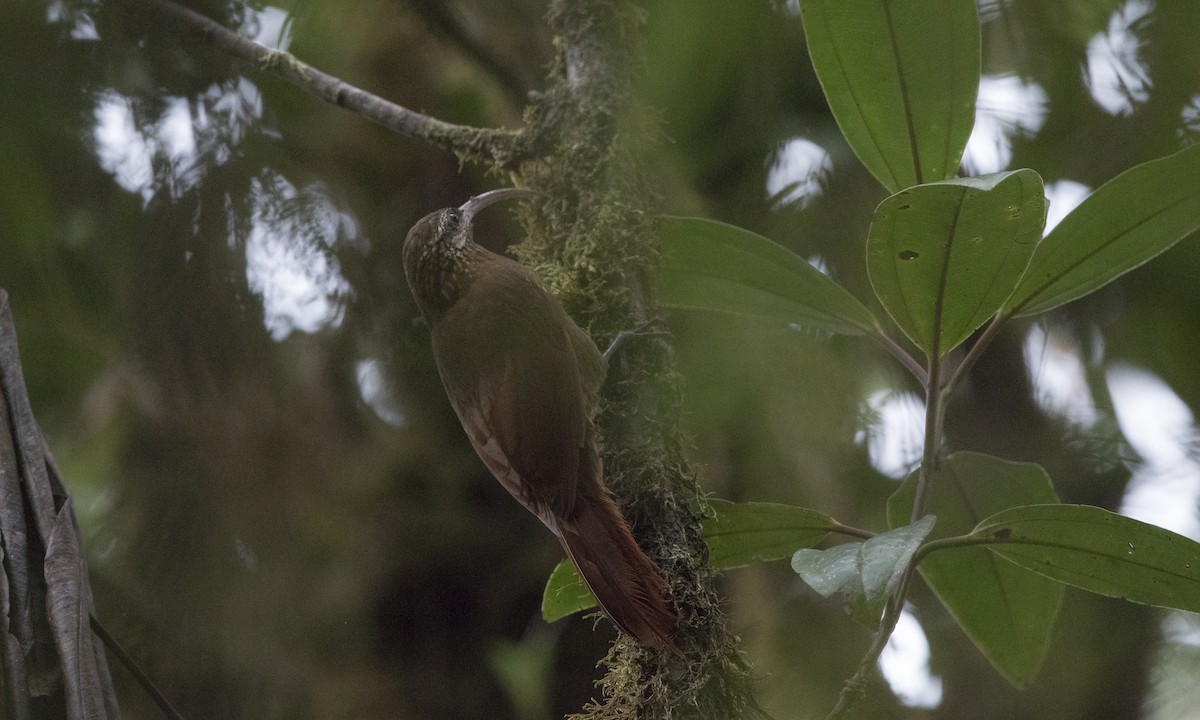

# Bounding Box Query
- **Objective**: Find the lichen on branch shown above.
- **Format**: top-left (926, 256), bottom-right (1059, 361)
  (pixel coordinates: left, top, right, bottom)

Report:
top-left (131, 0), bottom-right (528, 166)
top-left (507, 2), bottom-right (760, 717)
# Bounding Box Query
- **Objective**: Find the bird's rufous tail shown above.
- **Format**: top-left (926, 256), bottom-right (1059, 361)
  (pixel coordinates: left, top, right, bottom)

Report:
top-left (556, 487), bottom-right (678, 652)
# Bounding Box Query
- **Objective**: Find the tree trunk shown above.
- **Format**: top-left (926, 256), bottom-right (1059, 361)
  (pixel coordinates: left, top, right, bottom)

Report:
top-left (506, 2), bottom-right (759, 717)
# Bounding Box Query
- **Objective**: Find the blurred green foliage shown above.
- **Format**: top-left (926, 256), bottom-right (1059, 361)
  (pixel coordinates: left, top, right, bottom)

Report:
top-left (3, 0), bottom-right (1200, 718)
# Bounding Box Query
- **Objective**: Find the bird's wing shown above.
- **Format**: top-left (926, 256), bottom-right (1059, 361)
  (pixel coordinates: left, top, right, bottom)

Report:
top-left (565, 319), bottom-right (606, 403)
top-left (432, 265), bottom-right (590, 522)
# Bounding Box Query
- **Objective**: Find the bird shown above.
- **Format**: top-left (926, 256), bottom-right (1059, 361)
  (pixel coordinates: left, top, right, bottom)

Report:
top-left (402, 187), bottom-right (678, 650)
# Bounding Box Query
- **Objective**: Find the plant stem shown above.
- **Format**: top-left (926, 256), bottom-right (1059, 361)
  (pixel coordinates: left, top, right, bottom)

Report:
top-left (912, 533), bottom-right (1002, 565)
top-left (825, 591), bottom-right (907, 720)
top-left (943, 312), bottom-right (1008, 397)
top-left (829, 296), bottom-right (1013, 718)
top-left (828, 340), bottom-right (950, 717)
top-left (832, 522), bottom-right (878, 541)
top-left (873, 331), bottom-right (929, 387)
top-left (91, 615), bottom-right (187, 720)
top-left (910, 349), bottom-right (944, 524)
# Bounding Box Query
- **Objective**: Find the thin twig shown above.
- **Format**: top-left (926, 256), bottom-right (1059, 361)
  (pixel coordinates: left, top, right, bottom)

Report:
top-left (943, 312), bottom-right (1009, 397)
top-left (826, 323), bottom-right (951, 717)
top-left (130, 0), bottom-right (526, 164)
top-left (90, 614), bottom-right (187, 720)
top-left (872, 331), bottom-right (928, 388)
top-left (832, 522), bottom-right (877, 541)
top-left (909, 355), bottom-right (942, 524)
top-left (912, 533), bottom-right (1001, 565)
top-left (825, 592), bottom-right (906, 720)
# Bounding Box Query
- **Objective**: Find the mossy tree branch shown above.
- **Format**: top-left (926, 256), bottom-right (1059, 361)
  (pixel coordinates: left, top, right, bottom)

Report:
top-left (509, 2), bottom-right (758, 717)
top-left (129, 0), bottom-right (528, 165)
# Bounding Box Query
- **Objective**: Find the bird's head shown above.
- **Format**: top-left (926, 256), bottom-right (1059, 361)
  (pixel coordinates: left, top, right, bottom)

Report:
top-left (402, 187), bottom-right (534, 318)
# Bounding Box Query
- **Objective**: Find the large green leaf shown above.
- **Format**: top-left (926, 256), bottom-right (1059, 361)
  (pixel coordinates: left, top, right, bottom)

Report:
top-left (800, 0), bottom-right (980, 191)
top-left (542, 499), bottom-right (838, 622)
top-left (792, 516), bottom-right (935, 629)
top-left (866, 170), bottom-right (1045, 356)
top-left (888, 452), bottom-right (1061, 688)
top-left (1005, 143), bottom-right (1200, 316)
top-left (655, 216), bottom-right (879, 335)
top-left (973, 504), bottom-right (1200, 612)
top-left (704, 499), bottom-right (838, 569)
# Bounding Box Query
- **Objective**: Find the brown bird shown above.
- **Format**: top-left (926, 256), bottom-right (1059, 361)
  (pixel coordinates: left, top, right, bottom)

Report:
top-left (402, 188), bottom-right (677, 650)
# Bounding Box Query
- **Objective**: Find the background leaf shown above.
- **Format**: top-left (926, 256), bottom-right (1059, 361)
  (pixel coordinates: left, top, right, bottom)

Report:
top-left (792, 515), bottom-right (935, 628)
top-left (541, 559), bottom-right (596, 624)
top-left (656, 216), bottom-right (879, 335)
top-left (888, 452), bottom-right (1061, 687)
top-left (703, 499), bottom-right (838, 568)
top-left (800, 0), bottom-right (980, 191)
top-left (974, 504), bottom-right (1200, 612)
top-left (1005, 143), bottom-right (1200, 316)
top-left (867, 171), bottom-right (1045, 356)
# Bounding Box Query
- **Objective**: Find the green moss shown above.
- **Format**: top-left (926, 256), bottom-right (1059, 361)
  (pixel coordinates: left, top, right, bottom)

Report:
top-left (485, 1), bottom-right (761, 717)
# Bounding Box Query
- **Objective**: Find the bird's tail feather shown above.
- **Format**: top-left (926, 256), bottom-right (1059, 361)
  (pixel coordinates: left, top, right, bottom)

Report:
top-left (557, 488), bottom-right (678, 652)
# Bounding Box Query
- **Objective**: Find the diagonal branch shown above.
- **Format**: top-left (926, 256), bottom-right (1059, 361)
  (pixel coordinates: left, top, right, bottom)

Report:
top-left (131, 0), bottom-right (529, 165)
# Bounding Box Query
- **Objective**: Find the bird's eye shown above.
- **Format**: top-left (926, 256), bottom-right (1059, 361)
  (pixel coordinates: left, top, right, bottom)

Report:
top-left (437, 208), bottom-right (461, 236)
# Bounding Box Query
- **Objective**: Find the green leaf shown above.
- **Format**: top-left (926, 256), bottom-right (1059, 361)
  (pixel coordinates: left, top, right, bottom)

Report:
top-left (867, 170), bottom-right (1046, 356)
top-left (888, 452), bottom-right (1061, 688)
top-left (541, 559), bottom-right (595, 623)
top-left (973, 504), bottom-right (1200, 612)
top-left (800, 0), bottom-right (980, 191)
top-left (792, 543), bottom-right (865, 613)
top-left (542, 499), bottom-right (840, 622)
top-left (656, 216), bottom-right (879, 335)
top-left (703, 499), bottom-right (839, 569)
top-left (792, 515), bottom-right (935, 628)
top-left (1005, 143), bottom-right (1200, 316)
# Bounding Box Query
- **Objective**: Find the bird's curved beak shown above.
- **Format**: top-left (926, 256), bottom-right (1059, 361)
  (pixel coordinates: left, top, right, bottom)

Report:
top-left (458, 187), bottom-right (537, 224)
